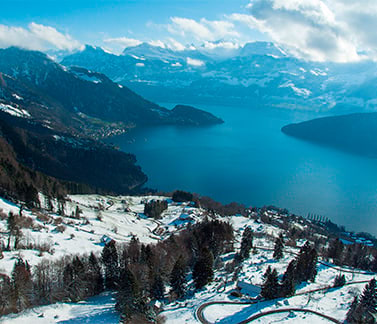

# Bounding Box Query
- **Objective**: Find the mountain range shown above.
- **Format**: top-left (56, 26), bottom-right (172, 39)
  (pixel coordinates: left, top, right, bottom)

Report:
top-left (61, 42), bottom-right (377, 112)
top-left (0, 47), bottom-right (222, 200)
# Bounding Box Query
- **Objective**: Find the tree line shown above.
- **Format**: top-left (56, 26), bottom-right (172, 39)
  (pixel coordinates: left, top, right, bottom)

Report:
top-left (0, 218), bottom-right (234, 323)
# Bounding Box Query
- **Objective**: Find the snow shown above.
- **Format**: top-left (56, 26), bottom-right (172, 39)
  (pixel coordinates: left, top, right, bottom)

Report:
top-left (71, 70), bottom-right (102, 83)
top-left (187, 57), bottom-right (205, 67)
top-left (2, 292), bottom-right (119, 324)
top-left (279, 81), bottom-right (312, 98)
top-left (0, 195), bottom-right (375, 324)
top-left (0, 103), bottom-right (31, 118)
top-left (12, 94), bottom-right (23, 101)
top-left (130, 54), bottom-right (146, 61)
top-left (0, 194), bottom-right (204, 276)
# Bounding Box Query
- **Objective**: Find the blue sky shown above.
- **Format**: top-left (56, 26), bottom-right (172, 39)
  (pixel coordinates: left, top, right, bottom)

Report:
top-left (0, 0), bottom-right (263, 50)
top-left (0, 0), bottom-right (376, 62)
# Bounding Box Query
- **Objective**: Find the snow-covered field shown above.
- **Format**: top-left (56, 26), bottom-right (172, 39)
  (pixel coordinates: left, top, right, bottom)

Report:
top-left (0, 194), bottom-right (201, 276)
top-left (0, 194), bottom-right (375, 324)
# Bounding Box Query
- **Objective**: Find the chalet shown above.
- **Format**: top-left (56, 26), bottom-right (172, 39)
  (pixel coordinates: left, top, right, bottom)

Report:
top-left (236, 280), bottom-right (261, 298)
top-left (101, 235), bottom-right (115, 245)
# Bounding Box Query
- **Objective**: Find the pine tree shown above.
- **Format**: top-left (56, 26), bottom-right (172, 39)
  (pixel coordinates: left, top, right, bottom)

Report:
top-left (88, 252), bottom-right (104, 295)
top-left (280, 260), bottom-right (296, 297)
top-left (101, 241), bottom-right (119, 289)
top-left (170, 255), bottom-right (186, 299)
top-left (6, 212), bottom-right (16, 250)
top-left (117, 263), bottom-right (143, 319)
top-left (333, 274), bottom-right (346, 288)
top-left (273, 236), bottom-right (284, 260)
top-left (193, 248), bottom-right (214, 290)
top-left (11, 258), bottom-right (32, 312)
top-left (359, 278), bottom-right (377, 323)
top-left (238, 227), bottom-right (253, 260)
top-left (261, 267), bottom-right (279, 300)
top-left (151, 274), bottom-right (164, 300)
top-left (346, 279), bottom-right (377, 324)
top-left (327, 238), bottom-right (344, 265)
top-left (345, 296), bottom-right (362, 324)
top-left (295, 242), bottom-right (317, 283)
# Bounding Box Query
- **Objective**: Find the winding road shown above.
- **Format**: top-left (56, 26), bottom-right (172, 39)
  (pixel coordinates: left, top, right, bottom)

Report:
top-left (196, 246), bottom-right (375, 324)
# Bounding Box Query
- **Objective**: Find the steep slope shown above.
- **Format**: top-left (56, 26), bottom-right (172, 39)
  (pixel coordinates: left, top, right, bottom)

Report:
top-left (0, 111), bottom-right (148, 198)
top-left (0, 47), bottom-right (222, 130)
top-left (282, 112), bottom-right (377, 157)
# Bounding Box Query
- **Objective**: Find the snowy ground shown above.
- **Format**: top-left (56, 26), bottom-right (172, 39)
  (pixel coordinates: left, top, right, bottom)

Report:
top-left (2, 292), bottom-right (119, 324)
top-left (0, 194), bottom-right (375, 324)
top-left (0, 194), bottom-right (201, 276)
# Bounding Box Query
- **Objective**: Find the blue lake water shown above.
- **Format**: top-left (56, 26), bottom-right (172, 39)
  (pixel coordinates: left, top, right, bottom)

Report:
top-left (109, 103), bottom-right (377, 235)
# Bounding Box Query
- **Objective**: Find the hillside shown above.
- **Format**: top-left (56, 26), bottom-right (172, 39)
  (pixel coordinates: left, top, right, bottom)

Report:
top-left (0, 47), bottom-right (222, 134)
top-left (0, 112), bottom-right (147, 198)
top-left (0, 193), bottom-right (376, 323)
top-left (282, 112), bottom-right (377, 158)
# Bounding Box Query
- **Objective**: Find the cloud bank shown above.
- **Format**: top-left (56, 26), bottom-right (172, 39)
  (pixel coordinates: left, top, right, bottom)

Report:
top-left (0, 23), bottom-right (82, 52)
top-left (230, 0), bottom-right (377, 62)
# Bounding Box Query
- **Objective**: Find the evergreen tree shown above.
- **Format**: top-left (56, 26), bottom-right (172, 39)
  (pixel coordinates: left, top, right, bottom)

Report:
top-left (63, 263), bottom-right (74, 299)
top-left (117, 263), bottom-right (143, 320)
top-left (11, 258), bottom-right (32, 312)
top-left (345, 296), bottom-right (362, 324)
top-left (280, 260), bottom-right (296, 297)
top-left (151, 274), bottom-right (164, 300)
top-left (333, 274), bottom-right (346, 288)
top-left (193, 248), bottom-right (214, 290)
top-left (88, 252), bottom-right (104, 295)
top-left (170, 256), bottom-right (186, 299)
top-left (359, 278), bottom-right (377, 323)
top-left (345, 279), bottom-right (377, 324)
top-left (273, 236), bottom-right (284, 260)
top-left (238, 227), bottom-right (253, 261)
top-left (6, 212), bottom-right (17, 250)
top-left (295, 242), bottom-right (317, 283)
top-left (261, 267), bottom-right (279, 300)
top-left (327, 238), bottom-right (344, 264)
top-left (101, 241), bottom-right (119, 289)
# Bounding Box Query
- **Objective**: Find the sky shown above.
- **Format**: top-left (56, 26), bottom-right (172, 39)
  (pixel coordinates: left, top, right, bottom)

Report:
top-left (1, 0), bottom-right (377, 62)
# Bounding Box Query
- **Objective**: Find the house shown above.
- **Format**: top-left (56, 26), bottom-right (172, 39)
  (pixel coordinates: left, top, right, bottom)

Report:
top-left (236, 280), bottom-right (261, 298)
top-left (101, 235), bottom-right (115, 245)
top-left (138, 213), bottom-right (148, 219)
top-left (179, 213), bottom-right (192, 221)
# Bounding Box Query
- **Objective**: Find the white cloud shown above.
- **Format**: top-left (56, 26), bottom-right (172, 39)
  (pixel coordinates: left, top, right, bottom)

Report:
top-left (186, 57), bottom-right (205, 67)
top-left (0, 22), bottom-right (82, 52)
top-left (104, 37), bottom-right (142, 48)
top-left (148, 39), bottom-right (166, 48)
top-left (229, 0), bottom-right (377, 62)
top-left (168, 17), bottom-right (239, 42)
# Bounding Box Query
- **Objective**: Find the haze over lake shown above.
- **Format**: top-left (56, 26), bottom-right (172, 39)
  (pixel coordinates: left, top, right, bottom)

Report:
top-left (110, 104), bottom-right (377, 235)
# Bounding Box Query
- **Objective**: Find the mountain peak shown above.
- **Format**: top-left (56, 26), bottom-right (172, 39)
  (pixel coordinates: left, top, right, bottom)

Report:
top-left (240, 41), bottom-right (286, 58)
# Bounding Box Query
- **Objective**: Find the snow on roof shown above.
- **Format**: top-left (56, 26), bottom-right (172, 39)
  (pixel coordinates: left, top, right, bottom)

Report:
top-left (0, 103), bottom-right (31, 118)
top-left (236, 280), bottom-right (261, 297)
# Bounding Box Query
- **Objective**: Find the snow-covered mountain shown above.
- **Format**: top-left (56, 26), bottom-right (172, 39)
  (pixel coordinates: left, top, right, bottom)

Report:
top-left (61, 41), bottom-right (377, 113)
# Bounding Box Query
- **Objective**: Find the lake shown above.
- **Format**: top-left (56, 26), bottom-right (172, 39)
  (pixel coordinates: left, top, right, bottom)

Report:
top-left (109, 103), bottom-right (377, 235)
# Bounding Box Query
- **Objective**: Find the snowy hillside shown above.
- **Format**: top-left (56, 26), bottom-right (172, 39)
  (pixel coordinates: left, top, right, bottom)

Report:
top-left (0, 193), bottom-right (376, 323)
